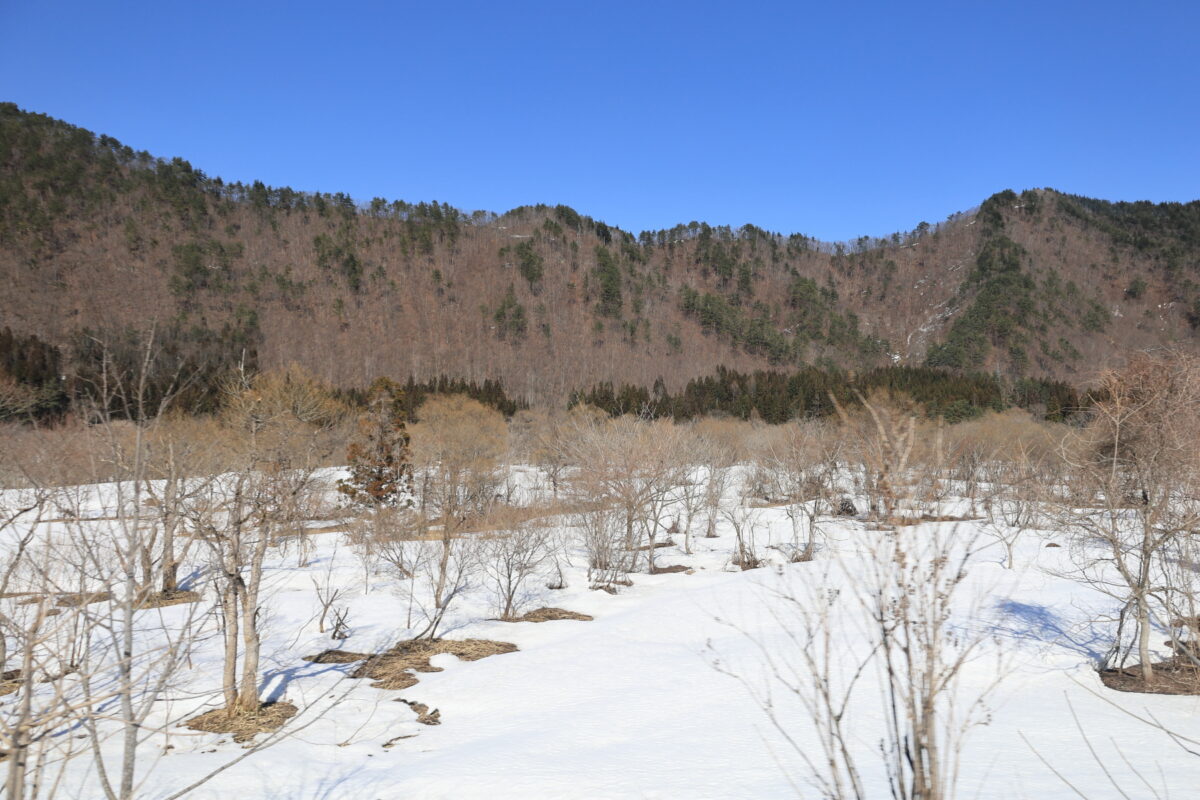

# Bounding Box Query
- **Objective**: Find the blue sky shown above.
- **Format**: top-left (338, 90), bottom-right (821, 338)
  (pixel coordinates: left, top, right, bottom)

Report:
top-left (2, 0), bottom-right (1197, 241)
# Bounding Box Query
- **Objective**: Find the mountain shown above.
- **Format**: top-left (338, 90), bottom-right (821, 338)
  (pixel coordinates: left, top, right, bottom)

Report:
top-left (2, 102), bottom-right (1199, 408)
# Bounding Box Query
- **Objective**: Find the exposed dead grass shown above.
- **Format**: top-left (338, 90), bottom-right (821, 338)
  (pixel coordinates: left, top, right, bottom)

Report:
top-left (137, 589), bottom-right (201, 609)
top-left (381, 733), bottom-right (418, 748)
top-left (1099, 658), bottom-right (1200, 695)
top-left (461, 500), bottom-right (594, 534)
top-left (184, 702), bottom-right (298, 742)
top-left (504, 607), bottom-right (594, 623)
top-left (0, 669), bottom-right (21, 697)
top-left (302, 649), bottom-right (371, 664)
top-left (892, 514), bottom-right (981, 527)
top-left (302, 523), bottom-right (347, 535)
top-left (55, 591), bottom-right (113, 608)
top-left (399, 698), bottom-right (441, 725)
top-left (351, 638), bottom-right (517, 691)
top-left (12, 589), bottom-right (196, 611)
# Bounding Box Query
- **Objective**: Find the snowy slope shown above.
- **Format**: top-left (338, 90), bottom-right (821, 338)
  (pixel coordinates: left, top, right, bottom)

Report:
top-left (10, 474), bottom-right (1200, 799)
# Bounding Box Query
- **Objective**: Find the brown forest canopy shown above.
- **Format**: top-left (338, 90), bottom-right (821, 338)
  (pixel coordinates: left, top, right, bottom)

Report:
top-left (2, 102), bottom-right (1199, 419)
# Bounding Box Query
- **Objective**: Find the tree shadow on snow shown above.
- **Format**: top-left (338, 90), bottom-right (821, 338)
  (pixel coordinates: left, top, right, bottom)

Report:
top-left (258, 660), bottom-right (354, 703)
top-left (248, 762), bottom-right (390, 800)
top-left (991, 599), bottom-right (1109, 662)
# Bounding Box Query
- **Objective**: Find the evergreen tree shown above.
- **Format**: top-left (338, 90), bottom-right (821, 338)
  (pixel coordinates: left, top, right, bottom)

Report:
top-left (337, 377), bottom-right (414, 507)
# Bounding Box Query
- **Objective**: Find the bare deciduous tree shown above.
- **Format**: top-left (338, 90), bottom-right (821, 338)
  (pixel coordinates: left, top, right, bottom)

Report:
top-left (192, 366), bottom-right (340, 713)
top-left (480, 514), bottom-right (551, 619)
top-left (1056, 352), bottom-right (1200, 683)
top-left (719, 523), bottom-right (998, 800)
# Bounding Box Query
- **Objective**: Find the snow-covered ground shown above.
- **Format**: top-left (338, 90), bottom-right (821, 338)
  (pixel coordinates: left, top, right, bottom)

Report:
top-left (8, 469), bottom-right (1200, 799)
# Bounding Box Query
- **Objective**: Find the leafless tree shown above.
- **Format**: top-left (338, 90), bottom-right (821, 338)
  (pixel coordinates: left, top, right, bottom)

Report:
top-left (764, 421), bottom-right (841, 562)
top-left (713, 563), bottom-right (872, 800)
top-left (722, 522), bottom-right (998, 800)
top-left (408, 395), bottom-right (507, 639)
top-left (311, 548), bottom-right (346, 636)
top-left (672, 431), bottom-right (707, 555)
top-left (831, 390), bottom-right (920, 522)
top-left (191, 366), bottom-right (339, 713)
top-left (722, 502), bottom-right (762, 570)
top-left (480, 515), bottom-right (551, 619)
top-left (1055, 352), bottom-right (1200, 682)
top-left (701, 450), bottom-right (733, 540)
top-left (567, 417), bottom-right (684, 573)
top-left (408, 536), bottom-right (476, 639)
top-left (574, 505), bottom-right (631, 592)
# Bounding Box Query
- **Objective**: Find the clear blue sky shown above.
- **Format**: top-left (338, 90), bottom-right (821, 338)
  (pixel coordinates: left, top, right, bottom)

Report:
top-left (2, 0), bottom-right (1197, 241)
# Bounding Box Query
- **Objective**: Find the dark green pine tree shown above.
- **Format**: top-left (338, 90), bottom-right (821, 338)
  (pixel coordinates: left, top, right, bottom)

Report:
top-left (337, 377), bottom-right (414, 507)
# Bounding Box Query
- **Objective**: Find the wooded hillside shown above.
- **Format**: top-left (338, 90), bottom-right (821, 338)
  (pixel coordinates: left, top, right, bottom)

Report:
top-left (2, 102), bottom-right (1198, 411)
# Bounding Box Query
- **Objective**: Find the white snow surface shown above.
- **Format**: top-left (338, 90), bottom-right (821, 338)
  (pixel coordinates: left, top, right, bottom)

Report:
top-left (6, 468), bottom-right (1200, 799)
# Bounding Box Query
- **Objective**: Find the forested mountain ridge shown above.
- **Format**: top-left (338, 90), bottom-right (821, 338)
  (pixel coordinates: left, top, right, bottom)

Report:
top-left (2, 102), bottom-right (1199, 408)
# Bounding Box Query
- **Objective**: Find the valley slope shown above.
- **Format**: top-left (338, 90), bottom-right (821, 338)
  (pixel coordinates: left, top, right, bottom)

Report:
top-left (2, 103), bottom-right (1199, 404)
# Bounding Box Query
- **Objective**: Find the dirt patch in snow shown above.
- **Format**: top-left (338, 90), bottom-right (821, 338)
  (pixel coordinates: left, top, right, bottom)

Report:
top-left (0, 669), bottom-right (21, 697)
top-left (893, 514), bottom-right (982, 526)
top-left (504, 607), bottom-right (594, 623)
top-left (399, 698), bottom-right (441, 725)
top-left (184, 701), bottom-right (298, 742)
top-left (137, 590), bottom-right (202, 609)
top-left (382, 733), bottom-right (417, 748)
top-left (12, 590), bottom-right (198, 611)
top-left (55, 591), bottom-right (113, 607)
top-left (634, 539), bottom-right (676, 552)
top-left (1100, 658), bottom-right (1200, 695)
top-left (351, 638), bottom-right (517, 691)
top-left (303, 649), bottom-right (372, 664)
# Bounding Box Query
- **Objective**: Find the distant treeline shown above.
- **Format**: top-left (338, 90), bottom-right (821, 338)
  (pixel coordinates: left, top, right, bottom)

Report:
top-left (0, 326), bottom-right (1080, 424)
top-left (336, 376), bottom-right (526, 421)
top-left (0, 323), bottom-right (1076, 426)
top-left (569, 365), bottom-right (1079, 423)
top-left (0, 327), bottom-right (70, 420)
top-left (0, 322), bottom-right (528, 424)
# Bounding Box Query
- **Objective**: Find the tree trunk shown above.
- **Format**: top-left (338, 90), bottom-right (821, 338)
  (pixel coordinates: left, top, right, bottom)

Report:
top-left (118, 577), bottom-right (138, 799)
top-left (237, 599), bottom-right (262, 712)
top-left (160, 475), bottom-right (180, 594)
top-left (1138, 593), bottom-right (1154, 684)
top-left (219, 581), bottom-right (240, 709)
top-left (1138, 517), bottom-right (1156, 684)
top-left (236, 529), bottom-right (271, 711)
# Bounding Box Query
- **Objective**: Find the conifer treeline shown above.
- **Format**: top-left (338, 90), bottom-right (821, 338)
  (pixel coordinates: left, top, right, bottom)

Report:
top-left (335, 376), bottom-right (526, 421)
top-left (0, 327), bottom-right (70, 420)
top-left (1, 328), bottom-right (1077, 427)
top-left (569, 365), bottom-right (1078, 423)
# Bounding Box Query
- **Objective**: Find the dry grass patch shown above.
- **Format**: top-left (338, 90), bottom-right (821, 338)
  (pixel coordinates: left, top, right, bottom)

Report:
top-left (506, 607), bottom-right (593, 623)
top-left (0, 670), bottom-right (21, 697)
top-left (457, 499), bottom-right (604, 536)
top-left (137, 589), bottom-right (201, 609)
top-left (381, 733), bottom-right (417, 748)
top-left (55, 591), bottom-right (113, 608)
top-left (1099, 657), bottom-right (1200, 695)
top-left (184, 702), bottom-right (298, 742)
top-left (302, 649), bottom-right (371, 664)
top-left (399, 699), bottom-right (441, 725)
top-left (633, 538), bottom-right (676, 552)
top-left (351, 638), bottom-right (517, 691)
top-left (892, 514), bottom-right (982, 527)
top-left (302, 522), bottom-right (347, 535)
